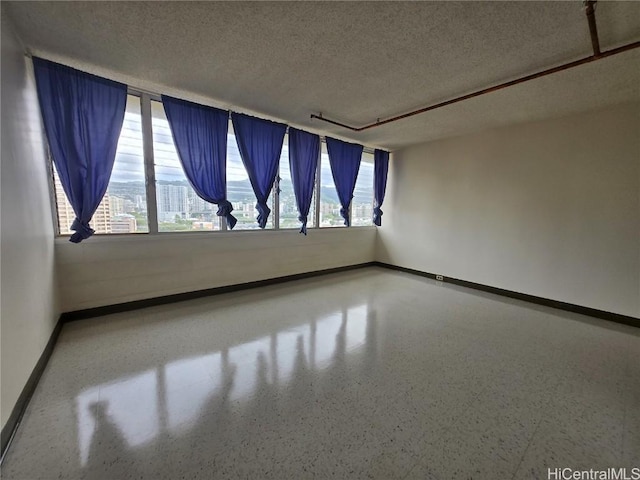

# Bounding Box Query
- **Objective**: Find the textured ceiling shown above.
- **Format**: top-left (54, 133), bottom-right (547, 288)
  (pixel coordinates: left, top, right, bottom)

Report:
top-left (4, 1), bottom-right (640, 149)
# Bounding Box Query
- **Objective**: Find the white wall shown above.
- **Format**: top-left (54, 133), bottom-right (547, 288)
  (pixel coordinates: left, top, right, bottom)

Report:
top-left (378, 103), bottom-right (640, 318)
top-left (1, 11), bottom-right (59, 429)
top-left (56, 227), bottom-right (376, 312)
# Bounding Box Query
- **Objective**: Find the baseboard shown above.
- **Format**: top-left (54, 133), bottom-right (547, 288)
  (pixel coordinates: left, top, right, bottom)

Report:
top-left (61, 262), bottom-right (377, 322)
top-left (374, 262), bottom-right (640, 329)
top-left (1, 315), bottom-right (64, 464)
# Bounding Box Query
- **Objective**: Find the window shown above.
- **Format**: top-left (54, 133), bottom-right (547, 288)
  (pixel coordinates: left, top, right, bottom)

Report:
top-left (318, 143), bottom-right (344, 228)
top-left (277, 138), bottom-right (316, 230)
top-left (352, 151), bottom-right (374, 226)
top-left (151, 100), bottom-right (220, 232)
top-left (54, 94), bottom-right (147, 234)
top-left (51, 89), bottom-right (376, 237)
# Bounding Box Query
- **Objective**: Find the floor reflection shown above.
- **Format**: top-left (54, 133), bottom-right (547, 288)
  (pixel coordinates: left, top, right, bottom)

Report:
top-left (86, 400), bottom-right (141, 479)
top-left (76, 368), bottom-right (159, 466)
top-left (75, 302), bottom-right (378, 470)
top-left (165, 353), bottom-right (221, 433)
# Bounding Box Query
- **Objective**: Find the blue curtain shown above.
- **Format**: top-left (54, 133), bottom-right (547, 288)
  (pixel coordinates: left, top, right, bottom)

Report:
top-left (33, 57), bottom-right (127, 243)
top-left (231, 113), bottom-right (286, 228)
top-left (325, 137), bottom-right (363, 226)
top-left (161, 96), bottom-right (237, 229)
top-left (373, 149), bottom-right (389, 226)
top-left (288, 128), bottom-right (320, 235)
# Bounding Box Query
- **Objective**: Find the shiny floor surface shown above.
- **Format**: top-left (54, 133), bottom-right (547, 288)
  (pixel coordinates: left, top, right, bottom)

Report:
top-left (3, 268), bottom-right (639, 479)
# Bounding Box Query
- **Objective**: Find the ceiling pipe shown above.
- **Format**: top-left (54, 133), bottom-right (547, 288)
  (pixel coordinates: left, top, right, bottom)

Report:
top-left (584, 0), bottom-right (601, 57)
top-left (311, 2), bottom-right (638, 133)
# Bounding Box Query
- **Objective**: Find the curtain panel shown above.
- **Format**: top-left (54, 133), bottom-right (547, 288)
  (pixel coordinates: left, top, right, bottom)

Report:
top-left (325, 137), bottom-right (363, 227)
top-left (33, 57), bottom-right (127, 243)
top-left (373, 149), bottom-right (389, 226)
top-left (288, 128), bottom-right (320, 234)
top-left (230, 113), bottom-right (287, 229)
top-left (162, 95), bottom-right (237, 229)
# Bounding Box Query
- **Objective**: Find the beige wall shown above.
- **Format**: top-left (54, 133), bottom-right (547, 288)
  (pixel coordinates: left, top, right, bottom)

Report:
top-left (1, 11), bottom-right (59, 429)
top-left (377, 103), bottom-right (640, 318)
top-left (56, 227), bottom-right (376, 312)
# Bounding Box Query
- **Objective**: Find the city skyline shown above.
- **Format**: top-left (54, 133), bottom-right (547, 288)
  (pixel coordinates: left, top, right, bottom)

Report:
top-left (55, 175), bottom-right (373, 234)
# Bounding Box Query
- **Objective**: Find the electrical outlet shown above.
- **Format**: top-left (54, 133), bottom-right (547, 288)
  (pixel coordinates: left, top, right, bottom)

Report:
top-left (435, 275), bottom-right (444, 281)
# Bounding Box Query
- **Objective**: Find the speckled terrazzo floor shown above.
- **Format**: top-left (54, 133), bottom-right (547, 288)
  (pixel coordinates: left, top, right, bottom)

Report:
top-left (2, 267), bottom-right (639, 480)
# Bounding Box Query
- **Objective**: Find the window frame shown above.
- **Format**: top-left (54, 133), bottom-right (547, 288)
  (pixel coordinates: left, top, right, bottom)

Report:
top-left (49, 87), bottom-right (377, 238)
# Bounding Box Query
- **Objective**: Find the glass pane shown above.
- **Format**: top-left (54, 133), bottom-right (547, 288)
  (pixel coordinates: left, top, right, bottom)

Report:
top-left (54, 94), bottom-right (147, 234)
top-left (278, 139), bottom-right (316, 230)
top-left (352, 151), bottom-right (374, 226)
top-left (319, 143), bottom-right (344, 228)
top-left (227, 124), bottom-right (275, 230)
top-left (151, 100), bottom-right (220, 232)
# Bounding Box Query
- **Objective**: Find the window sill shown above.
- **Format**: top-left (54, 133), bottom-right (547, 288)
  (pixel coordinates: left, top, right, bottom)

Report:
top-left (54, 225), bottom-right (377, 244)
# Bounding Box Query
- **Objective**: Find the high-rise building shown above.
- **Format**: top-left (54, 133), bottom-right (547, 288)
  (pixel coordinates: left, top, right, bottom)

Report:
top-left (54, 174), bottom-right (112, 234)
top-left (156, 184), bottom-right (188, 222)
top-left (111, 214), bottom-right (137, 233)
top-left (187, 189), bottom-right (213, 214)
top-left (109, 195), bottom-right (126, 216)
top-left (134, 194), bottom-right (146, 210)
